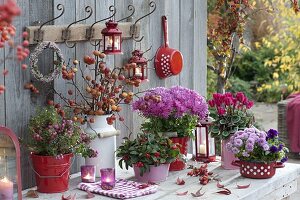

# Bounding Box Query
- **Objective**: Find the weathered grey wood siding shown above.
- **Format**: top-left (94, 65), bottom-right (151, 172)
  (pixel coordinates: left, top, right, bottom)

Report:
top-left (0, 0), bottom-right (207, 189)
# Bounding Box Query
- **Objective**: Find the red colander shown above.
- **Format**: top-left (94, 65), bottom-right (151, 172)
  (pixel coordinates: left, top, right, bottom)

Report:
top-left (154, 16), bottom-right (183, 78)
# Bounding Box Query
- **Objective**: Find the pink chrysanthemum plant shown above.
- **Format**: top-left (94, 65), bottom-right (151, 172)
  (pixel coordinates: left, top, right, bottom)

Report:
top-left (208, 92), bottom-right (254, 140)
top-left (132, 86), bottom-right (208, 138)
top-left (227, 128), bottom-right (288, 163)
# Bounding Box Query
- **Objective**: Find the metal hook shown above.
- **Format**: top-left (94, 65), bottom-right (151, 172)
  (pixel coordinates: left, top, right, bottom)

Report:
top-left (131, 1), bottom-right (156, 40)
top-left (34, 4), bottom-right (65, 42)
top-left (86, 5), bottom-right (116, 47)
top-left (62, 6), bottom-right (93, 48)
top-left (117, 5), bottom-right (135, 22)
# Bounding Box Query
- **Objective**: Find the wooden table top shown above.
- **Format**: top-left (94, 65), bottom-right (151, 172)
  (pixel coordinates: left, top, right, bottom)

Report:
top-left (22, 158), bottom-right (300, 200)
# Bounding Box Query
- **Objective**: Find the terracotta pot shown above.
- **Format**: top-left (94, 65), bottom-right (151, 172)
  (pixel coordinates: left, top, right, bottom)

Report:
top-left (30, 153), bottom-right (73, 193)
top-left (221, 139), bottom-right (239, 170)
top-left (169, 136), bottom-right (189, 171)
top-left (232, 160), bottom-right (284, 179)
top-left (133, 163), bottom-right (170, 183)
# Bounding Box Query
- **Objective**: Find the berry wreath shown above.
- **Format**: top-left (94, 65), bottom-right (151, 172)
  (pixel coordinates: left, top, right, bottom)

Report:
top-left (29, 41), bottom-right (64, 83)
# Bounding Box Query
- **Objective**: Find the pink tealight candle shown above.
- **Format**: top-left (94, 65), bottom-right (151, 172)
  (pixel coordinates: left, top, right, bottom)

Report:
top-left (100, 168), bottom-right (115, 190)
top-left (0, 177), bottom-right (13, 200)
top-left (81, 165), bottom-right (96, 183)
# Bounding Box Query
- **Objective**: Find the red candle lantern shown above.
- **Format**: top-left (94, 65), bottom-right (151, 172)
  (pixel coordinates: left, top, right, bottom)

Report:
top-left (0, 126), bottom-right (22, 200)
top-left (194, 117), bottom-right (216, 162)
top-left (101, 20), bottom-right (122, 55)
top-left (128, 50), bottom-right (148, 81)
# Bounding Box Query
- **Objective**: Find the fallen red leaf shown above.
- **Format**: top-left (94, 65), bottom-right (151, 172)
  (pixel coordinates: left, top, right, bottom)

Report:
top-left (62, 194), bottom-right (76, 200)
top-left (176, 191), bottom-right (188, 196)
top-left (86, 191), bottom-right (95, 199)
top-left (26, 190), bottom-right (39, 198)
top-left (191, 187), bottom-right (205, 197)
top-left (237, 183), bottom-right (251, 189)
top-left (217, 181), bottom-right (224, 188)
top-left (176, 177), bottom-right (185, 185)
top-left (216, 188), bottom-right (231, 195)
top-left (138, 184), bottom-right (150, 189)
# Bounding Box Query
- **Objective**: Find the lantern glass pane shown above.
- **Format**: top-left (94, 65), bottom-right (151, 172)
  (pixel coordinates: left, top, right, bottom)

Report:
top-left (105, 35), bottom-right (113, 51)
top-left (114, 35), bottom-right (121, 50)
top-left (208, 134), bottom-right (215, 156)
top-left (135, 66), bottom-right (142, 78)
top-left (0, 133), bottom-right (16, 199)
top-left (197, 127), bottom-right (207, 155)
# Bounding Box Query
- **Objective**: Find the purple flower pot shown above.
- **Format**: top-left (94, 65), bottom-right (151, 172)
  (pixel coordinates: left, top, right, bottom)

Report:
top-left (133, 163), bottom-right (170, 183)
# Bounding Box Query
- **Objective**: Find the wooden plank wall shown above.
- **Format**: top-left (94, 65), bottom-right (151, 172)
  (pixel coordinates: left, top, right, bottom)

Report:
top-left (0, 0), bottom-right (207, 189)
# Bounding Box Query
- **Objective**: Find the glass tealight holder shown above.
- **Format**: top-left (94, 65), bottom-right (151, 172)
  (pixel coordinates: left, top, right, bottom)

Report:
top-left (100, 168), bottom-right (115, 190)
top-left (81, 165), bottom-right (96, 183)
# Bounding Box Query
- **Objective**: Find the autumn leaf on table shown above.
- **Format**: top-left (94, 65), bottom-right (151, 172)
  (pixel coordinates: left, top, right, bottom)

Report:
top-left (176, 177), bottom-right (185, 185)
top-left (86, 191), bottom-right (95, 199)
top-left (25, 190), bottom-right (39, 198)
top-left (191, 187), bottom-right (205, 197)
top-left (217, 181), bottom-right (224, 188)
top-left (216, 188), bottom-right (231, 195)
top-left (176, 191), bottom-right (188, 196)
top-left (237, 183), bottom-right (251, 189)
top-left (62, 194), bottom-right (76, 200)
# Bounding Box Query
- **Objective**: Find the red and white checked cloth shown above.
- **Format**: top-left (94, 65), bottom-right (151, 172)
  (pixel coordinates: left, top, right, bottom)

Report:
top-left (77, 179), bottom-right (158, 199)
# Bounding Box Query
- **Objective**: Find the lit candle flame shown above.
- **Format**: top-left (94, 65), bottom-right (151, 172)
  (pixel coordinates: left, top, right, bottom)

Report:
top-left (83, 173), bottom-right (92, 180)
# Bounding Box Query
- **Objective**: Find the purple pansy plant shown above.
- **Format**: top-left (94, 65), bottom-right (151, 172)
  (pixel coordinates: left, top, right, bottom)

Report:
top-left (227, 128), bottom-right (288, 163)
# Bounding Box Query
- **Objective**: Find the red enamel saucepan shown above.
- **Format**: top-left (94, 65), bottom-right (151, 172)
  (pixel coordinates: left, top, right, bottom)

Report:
top-left (155, 16), bottom-right (183, 78)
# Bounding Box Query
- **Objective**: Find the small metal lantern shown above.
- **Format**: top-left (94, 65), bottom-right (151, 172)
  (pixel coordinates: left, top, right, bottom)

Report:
top-left (0, 126), bottom-right (22, 200)
top-left (194, 117), bottom-right (216, 162)
top-left (101, 20), bottom-right (122, 55)
top-left (128, 50), bottom-right (148, 81)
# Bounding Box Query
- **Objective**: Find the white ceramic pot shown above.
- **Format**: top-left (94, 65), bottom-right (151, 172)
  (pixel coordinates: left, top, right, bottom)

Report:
top-left (84, 115), bottom-right (117, 177)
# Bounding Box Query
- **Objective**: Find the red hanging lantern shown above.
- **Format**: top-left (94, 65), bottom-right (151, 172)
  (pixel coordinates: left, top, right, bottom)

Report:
top-left (128, 50), bottom-right (148, 81)
top-left (101, 20), bottom-right (122, 55)
top-left (0, 126), bottom-right (22, 200)
top-left (193, 117), bottom-right (216, 162)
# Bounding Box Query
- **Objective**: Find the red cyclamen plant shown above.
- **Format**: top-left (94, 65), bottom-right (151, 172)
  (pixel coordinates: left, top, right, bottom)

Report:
top-left (208, 92), bottom-right (254, 140)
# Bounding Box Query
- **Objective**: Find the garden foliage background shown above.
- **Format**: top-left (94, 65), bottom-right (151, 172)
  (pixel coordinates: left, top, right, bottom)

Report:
top-left (208, 0), bottom-right (300, 103)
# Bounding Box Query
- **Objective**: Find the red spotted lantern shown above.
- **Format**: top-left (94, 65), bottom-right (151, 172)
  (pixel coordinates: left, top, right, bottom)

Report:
top-left (193, 117), bottom-right (216, 162)
top-left (101, 20), bottom-right (122, 55)
top-left (128, 50), bottom-right (148, 81)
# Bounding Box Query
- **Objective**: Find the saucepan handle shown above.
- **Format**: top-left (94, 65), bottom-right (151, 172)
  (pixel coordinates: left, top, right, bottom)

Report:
top-left (231, 160), bottom-right (241, 167)
top-left (274, 162), bottom-right (285, 168)
top-left (162, 16), bottom-right (169, 48)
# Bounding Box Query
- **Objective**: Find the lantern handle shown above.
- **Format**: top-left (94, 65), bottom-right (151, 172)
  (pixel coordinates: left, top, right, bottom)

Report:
top-left (117, 5), bottom-right (135, 22)
top-left (62, 6), bottom-right (93, 48)
top-left (87, 5), bottom-right (116, 47)
top-left (143, 45), bottom-right (152, 55)
top-left (34, 4), bottom-right (65, 42)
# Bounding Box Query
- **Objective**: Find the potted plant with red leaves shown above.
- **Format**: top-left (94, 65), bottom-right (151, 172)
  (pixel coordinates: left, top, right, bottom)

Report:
top-left (208, 92), bottom-right (254, 169)
top-left (228, 128), bottom-right (288, 179)
top-left (116, 133), bottom-right (180, 183)
top-left (50, 51), bottom-right (141, 176)
top-left (132, 86), bottom-right (208, 171)
top-left (20, 106), bottom-right (96, 193)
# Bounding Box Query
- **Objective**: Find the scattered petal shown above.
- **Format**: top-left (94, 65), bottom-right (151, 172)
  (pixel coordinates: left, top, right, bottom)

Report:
top-left (62, 194), bottom-right (76, 200)
top-left (138, 183), bottom-right (150, 189)
top-left (191, 187), bottom-right (205, 197)
top-left (86, 191), bottom-right (95, 199)
top-left (217, 181), bottom-right (224, 188)
top-left (176, 177), bottom-right (185, 185)
top-left (176, 191), bottom-right (188, 196)
top-left (237, 183), bottom-right (250, 189)
top-left (216, 188), bottom-right (231, 195)
top-left (26, 190), bottom-right (39, 198)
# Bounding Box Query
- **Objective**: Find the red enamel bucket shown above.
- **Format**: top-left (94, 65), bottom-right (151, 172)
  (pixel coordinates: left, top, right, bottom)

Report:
top-left (30, 153), bottom-right (73, 193)
top-left (155, 16), bottom-right (183, 78)
top-left (232, 160), bottom-right (284, 179)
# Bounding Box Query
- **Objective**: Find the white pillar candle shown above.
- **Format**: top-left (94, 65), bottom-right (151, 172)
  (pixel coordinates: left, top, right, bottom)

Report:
top-left (199, 144), bottom-right (206, 155)
top-left (0, 177), bottom-right (13, 200)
